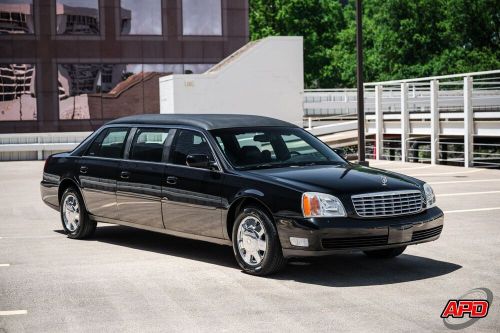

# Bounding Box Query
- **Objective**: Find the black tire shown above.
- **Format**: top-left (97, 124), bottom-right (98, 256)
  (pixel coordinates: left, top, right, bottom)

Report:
top-left (232, 205), bottom-right (287, 276)
top-left (60, 187), bottom-right (96, 239)
top-left (363, 246), bottom-right (407, 258)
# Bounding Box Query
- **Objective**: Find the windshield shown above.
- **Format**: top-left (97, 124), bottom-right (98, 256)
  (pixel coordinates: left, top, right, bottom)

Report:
top-left (210, 127), bottom-right (347, 170)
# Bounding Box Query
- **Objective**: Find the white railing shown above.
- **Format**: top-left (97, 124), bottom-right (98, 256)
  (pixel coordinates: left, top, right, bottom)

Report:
top-left (0, 132), bottom-right (90, 160)
top-left (304, 69), bottom-right (500, 168)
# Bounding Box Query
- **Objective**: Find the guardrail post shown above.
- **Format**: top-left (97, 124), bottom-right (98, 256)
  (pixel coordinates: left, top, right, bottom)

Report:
top-left (464, 76), bottom-right (473, 167)
top-left (375, 85), bottom-right (383, 160)
top-left (430, 80), bottom-right (439, 165)
top-left (400, 83), bottom-right (409, 162)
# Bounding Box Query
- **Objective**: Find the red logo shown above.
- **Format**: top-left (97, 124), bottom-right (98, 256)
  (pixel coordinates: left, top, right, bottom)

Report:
top-left (442, 288), bottom-right (493, 330)
top-left (441, 300), bottom-right (490, 319)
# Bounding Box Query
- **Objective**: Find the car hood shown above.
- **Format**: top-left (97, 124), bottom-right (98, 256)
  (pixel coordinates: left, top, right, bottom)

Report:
top-left (247, 164), bottom-right (423, 195)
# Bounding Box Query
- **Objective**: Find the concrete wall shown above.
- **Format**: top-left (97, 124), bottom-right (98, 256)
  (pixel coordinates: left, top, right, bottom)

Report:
top-left (159, 36), bottom-right (304, 126)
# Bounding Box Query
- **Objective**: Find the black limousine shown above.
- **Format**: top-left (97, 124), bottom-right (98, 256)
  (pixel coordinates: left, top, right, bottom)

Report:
top-left (41, 114), bottom-right (444, 275)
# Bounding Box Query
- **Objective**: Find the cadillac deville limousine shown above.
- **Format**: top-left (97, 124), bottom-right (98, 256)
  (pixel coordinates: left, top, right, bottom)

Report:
top-left (41, 114), bottom-right (444, 275)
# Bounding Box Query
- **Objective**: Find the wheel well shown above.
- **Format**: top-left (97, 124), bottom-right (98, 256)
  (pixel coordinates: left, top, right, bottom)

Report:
top-left (58, 179), bottom-right (79, 204)
top-left (226, 197), bottom-right (274, 240)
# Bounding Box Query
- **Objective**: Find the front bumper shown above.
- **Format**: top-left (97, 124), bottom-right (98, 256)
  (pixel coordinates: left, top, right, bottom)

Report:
top-left (277, 207), bottom-right (444, 258)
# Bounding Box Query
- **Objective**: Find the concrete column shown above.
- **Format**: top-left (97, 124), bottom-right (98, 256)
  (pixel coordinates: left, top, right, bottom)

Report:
top-left (375, 85), bottom-right (383, 160)
top-left (430, 80), bottom-right (439, 164)
top-left (464, 76), bottom-right (474, 167)
top-left (400, 83), bottom-right (409, 162)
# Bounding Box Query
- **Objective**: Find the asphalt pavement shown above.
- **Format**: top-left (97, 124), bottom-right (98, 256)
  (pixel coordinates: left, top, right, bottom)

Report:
top-left (0, 160), bottom-right (499, 332)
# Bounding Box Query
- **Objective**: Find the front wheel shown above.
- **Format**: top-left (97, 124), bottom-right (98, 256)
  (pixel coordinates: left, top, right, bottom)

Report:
top-left (363, 246), bottom-right (407, 258)
top-left (232, 205), bottom-right (287, 276)
top-left (60, 187), bottom-right (96, 239)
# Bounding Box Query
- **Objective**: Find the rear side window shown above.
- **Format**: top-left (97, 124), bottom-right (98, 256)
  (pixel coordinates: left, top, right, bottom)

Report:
top-left (170, 129), bottom-right (214, 165)
top-left (86, 128), bottom-right (129, 159)
top-left (129, 128), bottom-right (170, 162)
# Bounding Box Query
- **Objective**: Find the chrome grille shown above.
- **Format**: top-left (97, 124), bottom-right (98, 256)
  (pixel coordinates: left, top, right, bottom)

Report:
top-left (352, 190), bottom-right (424, 217)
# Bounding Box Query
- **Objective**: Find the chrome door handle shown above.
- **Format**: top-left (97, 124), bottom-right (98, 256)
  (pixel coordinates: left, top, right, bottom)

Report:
top-left (80, 166), bottom-right (88, 174)
top-left (166, 176), bottom-right (177, 185)
top-left (120, 171), bottom-right (130, 179)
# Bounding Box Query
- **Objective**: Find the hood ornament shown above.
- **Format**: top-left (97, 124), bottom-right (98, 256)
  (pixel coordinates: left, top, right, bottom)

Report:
top-left (380, 175), bottom-right (388, 186)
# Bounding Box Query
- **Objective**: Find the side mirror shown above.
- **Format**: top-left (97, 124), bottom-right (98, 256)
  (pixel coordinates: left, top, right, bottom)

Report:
top-left (332, 148), bottom-right (347, 159)
top-left (186, 154), bottom-right (211, 169)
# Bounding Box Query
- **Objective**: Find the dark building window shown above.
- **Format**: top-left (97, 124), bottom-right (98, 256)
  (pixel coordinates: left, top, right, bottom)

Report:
top-left (0, 64), bottom-right (37, 121)
top-left (182, 0), bottom-right (221, 36)
top-left (0, 0), bottom-right (34, 34)
top-left (57, 63), bottom-right (214, 120)
top-left (119, 0), bottom-right (162, 35)
top-left (56, 0), bottom-right (100, 35)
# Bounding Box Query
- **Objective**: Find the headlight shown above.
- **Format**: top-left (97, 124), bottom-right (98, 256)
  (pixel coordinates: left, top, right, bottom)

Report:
top-left (302, 192), bottom-right (346, 218)
top-left (423, 183), bottom-right (436, 208)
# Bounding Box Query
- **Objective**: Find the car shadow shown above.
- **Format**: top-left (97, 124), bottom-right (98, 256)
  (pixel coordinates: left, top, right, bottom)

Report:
top-left (274, 254), bottom-right (461, 287)
top-left (54, 225), bottom-right (462, 287)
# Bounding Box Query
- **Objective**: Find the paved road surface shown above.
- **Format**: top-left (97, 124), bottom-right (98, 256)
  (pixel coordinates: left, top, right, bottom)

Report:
top-left (1, 160), bottom-right (499, 332)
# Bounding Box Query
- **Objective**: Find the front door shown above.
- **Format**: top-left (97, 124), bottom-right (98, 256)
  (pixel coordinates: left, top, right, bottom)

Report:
top-left (162, 129), bottom-right (224, 238)
top-left (79, 127), bottom-right (130, 219)
top-left (116, 128), bottom-right (171, 228)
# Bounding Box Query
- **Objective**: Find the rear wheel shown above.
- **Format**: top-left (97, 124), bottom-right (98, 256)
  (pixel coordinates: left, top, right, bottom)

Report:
top-left (363, 246), bottom-right (406, 258)
top-left (60, 187), bottom-right (96, 239)
top-left (232, 205), bottom-right (287, 276)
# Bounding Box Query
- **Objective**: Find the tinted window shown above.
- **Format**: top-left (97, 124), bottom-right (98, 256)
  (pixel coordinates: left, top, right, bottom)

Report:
top-left (170, 130), bottom-right (214, 166)
top-left (86, 128), bottom-right (129, 158)
top-left (120, 0), bottom-right (162, 35)
top-left (56, 0), bottom-right (100, 35)
top-left (0, 0), bottom-right (35, 34)
top-left (182, 0), bottom-right (221, 36)
top-left (0, 64), bottom-right (36, 121)
top-left (129, 128), bottom-right (170, 162)
top-left (210, 127), bottom-right (346, 170)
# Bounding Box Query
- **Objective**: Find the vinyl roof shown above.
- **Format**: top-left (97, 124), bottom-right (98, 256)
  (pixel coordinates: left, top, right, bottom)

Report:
top-left (106, 114), bottom-right (297, 130)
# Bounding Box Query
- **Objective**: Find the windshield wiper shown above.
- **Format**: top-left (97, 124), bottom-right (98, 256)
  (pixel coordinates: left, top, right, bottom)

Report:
top-left (239, 163), bottom-right (278, 170)
top-left (240, 161), bottom-right (345, 170)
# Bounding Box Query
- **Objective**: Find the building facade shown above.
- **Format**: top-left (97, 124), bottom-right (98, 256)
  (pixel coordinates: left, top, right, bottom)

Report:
top-left (0, 0), bottom-right (249, 133)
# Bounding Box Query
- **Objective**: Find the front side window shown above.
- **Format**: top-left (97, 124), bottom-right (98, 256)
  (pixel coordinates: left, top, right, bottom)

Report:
top-left (170, 129), bottom-right (214, 166)
top-left (182, 0), bottom-right (221, 36)
top-left (86, 128), bottom-right (129, 159)
top-left (129, 128), bottom-right (170, 162)
top-left (210, 127), bottom-right (346, 170)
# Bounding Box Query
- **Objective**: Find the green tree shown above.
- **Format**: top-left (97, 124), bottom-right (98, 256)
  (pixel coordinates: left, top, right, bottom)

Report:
top-left (250, 0), bottom-right (500, 88)
top-left (250, 0), bottom-right (346, 87)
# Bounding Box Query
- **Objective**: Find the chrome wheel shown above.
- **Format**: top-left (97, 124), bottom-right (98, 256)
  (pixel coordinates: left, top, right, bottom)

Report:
top-left (63, 194), bottom-right (80, 232)
top-left (237, 215), bottom-right (267, 266)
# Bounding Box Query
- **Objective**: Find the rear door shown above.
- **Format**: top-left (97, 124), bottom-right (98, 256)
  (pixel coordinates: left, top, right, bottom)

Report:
top-left (79, 127), bottom-right (130, 219)
top-left (162, 129), bottom-right (224, 238)
top-left (116, 127), bottom-right (172, 228)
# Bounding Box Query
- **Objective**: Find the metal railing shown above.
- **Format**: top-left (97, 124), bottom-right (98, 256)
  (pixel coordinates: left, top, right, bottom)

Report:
top-left (0, 132), bottom-right (90, 161)
top-left (305, 69), bottom-right (500, 168)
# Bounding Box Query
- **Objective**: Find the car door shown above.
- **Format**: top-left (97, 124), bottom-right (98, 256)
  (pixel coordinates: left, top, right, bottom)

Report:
top-left (162, 129), bottom-right (224, 238)
top-left (116, 127), bottom-right (172, 229)
top-left (79, 127), bottom-right (130, 219)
